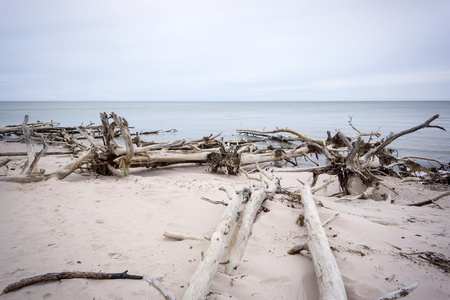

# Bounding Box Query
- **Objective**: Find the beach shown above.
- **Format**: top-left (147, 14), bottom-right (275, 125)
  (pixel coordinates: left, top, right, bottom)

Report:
top-left (0, 141), bottom-right (449, 299)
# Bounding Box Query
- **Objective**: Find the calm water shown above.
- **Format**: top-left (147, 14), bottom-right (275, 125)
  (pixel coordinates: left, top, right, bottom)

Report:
top-left (1, 101), bottom-right (449, 164)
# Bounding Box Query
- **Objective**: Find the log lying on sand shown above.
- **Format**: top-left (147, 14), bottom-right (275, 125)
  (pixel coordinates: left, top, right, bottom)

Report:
top-left (376, 282), bottom-right (419, 300)
top-left (143, 274), bottom-right (176, 300)
top-left (1, 271), bottom-right (142, 294)
top-left (225, 174), bottom-right (280, 275)
top-left (295, 183), bottom-right (348, 300)
top-left (183, 185), bottom-right (244, 300)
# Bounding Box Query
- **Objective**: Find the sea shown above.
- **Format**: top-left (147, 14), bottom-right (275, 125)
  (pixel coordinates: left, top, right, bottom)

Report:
top-left (0, 101), bottom-right (449, 165)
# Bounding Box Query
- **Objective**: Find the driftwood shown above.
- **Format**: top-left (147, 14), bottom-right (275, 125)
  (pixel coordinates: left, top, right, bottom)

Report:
top-left (143, 274), bottom-right (176, 300)
top-left (183, 185), bottom-right (243, 300)
top-left (253, 115), bottom-right (447, 197)
top-left (1, 270), bottom-right (142, 294)
top-left (163, 231), bottom-right (206, 241)
top-left (0, 151), bottom-right (72, 156)
top-left (376, 282), bottom-right (419, 300)
top-left (1, 113), bottom-right (447, 191)
top-left (225, 174), bottom-right (280, 275)
top-left (296, 183), bottom-right (348, 300)
top-left (407, 191), bottom-right (450, 207)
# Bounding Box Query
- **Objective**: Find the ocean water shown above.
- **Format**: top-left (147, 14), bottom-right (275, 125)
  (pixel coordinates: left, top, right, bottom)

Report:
top-left (1, 101), bottom-right (449, 164)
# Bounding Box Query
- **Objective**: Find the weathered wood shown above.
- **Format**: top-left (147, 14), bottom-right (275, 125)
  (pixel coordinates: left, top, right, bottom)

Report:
top-left (77, 126), bottom-right (107, 152)
top-left (300, 184), bottom-right (348, 300)
top-left (201, 196), bottom-right (228, 206)
top-left (237, 128), bottom-right (325, 145)
top-left (143, 274), bottom-right (176, 300)
top-left (111, 113), bottom-right (134, 175)
top-left (0, 151), bottom-right (72, 157)
top-left (55, 148), bottom-right (95, 180)
top-left (362, 114), bottom-right (445, 163)
top-left (376, 282), bottom-right (419, 300)
top-left (0, 175), bottom-right (51, 183)
top-left (2, 270), bottom-right (142, 294)
top-left (163, 231), bottom-right (205, 241)
top-left (183, 185), bottom-right (243, 300)
top-left (26, 139), bottom-right (48, 175)
top-left (407, 191), bottom-right (450, 207)
top-left (0, 159), bottom-right (11, 167)
top-left (225, 178), bottom-right (279, 275)
top-left (20, 115), bottom-right (37, 174)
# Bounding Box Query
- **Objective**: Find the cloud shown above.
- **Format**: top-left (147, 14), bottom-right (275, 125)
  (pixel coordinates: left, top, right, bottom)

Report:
top-left (0, 0), bottom-right (449, 101)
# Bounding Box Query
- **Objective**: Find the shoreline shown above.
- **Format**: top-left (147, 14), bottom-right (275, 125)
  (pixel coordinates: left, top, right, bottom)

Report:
top-left (0, 141), bottom-right (449, 299)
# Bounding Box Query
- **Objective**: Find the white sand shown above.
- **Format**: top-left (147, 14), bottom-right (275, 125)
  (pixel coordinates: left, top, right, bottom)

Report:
top-left (0, 142), bottom-right (449, 299)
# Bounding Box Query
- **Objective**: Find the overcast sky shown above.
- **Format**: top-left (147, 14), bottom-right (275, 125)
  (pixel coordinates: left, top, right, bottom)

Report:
top-left (1, 1), bottom-right (449, 101)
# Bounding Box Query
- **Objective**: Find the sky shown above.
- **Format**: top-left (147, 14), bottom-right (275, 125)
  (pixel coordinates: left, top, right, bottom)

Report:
top-left (0, 0), bottom-right (449, 101)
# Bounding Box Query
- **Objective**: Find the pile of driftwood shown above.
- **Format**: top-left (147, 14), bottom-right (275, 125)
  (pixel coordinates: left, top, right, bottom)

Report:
top-left (1, 113), bottom-right (448, 192)
top-left (1, 113), bottom-right (449, 299)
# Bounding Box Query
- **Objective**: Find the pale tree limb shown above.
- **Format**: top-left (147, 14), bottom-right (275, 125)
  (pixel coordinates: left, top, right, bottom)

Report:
top-left (287, 242), bottom-right (309, 255)
top-left (339, 186), bottom-right (375, 201)
top-left (337, 131), bottom-right (353, 152)
top-left (362, 114), bottom-right (445, 163)
top-left (20, 115), bottom-right (37, 174)
top-left (274, 166), bottom-right (328, 173)
top-left (26, 138), bottom-right (48, 175)
top-left (237, 128), bottom-right (325, 145)
top-left (163, 231), bottom-right (206, 241)
top-left (322, 213), bottom-right (340, 228)
top-left (311, 179), bottom-right (335, 194)
top-left (111, 113), bottom-right (135, 175)
top-left (201, 196), bottom-right (228, 206)
top-left (346, 137), bottom-right (362, 161)
top-left (183, 185), bottom-right (243, 300)
top-left (54, 148), bottom-right (95, 180)
top-left (143, 274), bottom-right (176, 300)
top-left (407, 191), bottom-right (450, 207)
top-left (0, 159), bottom-right (11, 167)
top-left (0, 175), bottom-right (51, 183)
top-left (376, 282), bottom-right (419, 300)
top-left (77, 126), bottom-right (107, 152)
top-left (393, 156), bottom-right (448, 169)
top-left (348, 115), bottom-right (381, 141)
top-left (299, 184), bottom-right (348, 300)
top-left (224, 177), bottom-right (280, 275)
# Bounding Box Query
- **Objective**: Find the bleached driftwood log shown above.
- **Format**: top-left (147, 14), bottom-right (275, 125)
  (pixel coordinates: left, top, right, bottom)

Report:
top-left (225, 177), bottom-right (279, 275)
top-left (163, 231), bottom-right (205, 241)
top-left (143, 274), bottom-right (176, 300)
top-left (300, 184), bottom-right (348, 300)
top-left (183, 185), bottom-right (243, 300)
top-left (376, 281), bottom-right (419, 300)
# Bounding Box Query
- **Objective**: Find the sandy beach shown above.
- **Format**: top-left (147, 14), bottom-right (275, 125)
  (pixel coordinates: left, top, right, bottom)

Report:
top-left (0, 141), bottom-right (449, 300)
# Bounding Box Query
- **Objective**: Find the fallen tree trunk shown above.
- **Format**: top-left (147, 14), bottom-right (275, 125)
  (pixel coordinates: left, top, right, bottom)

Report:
top-left (0, 151), bottom-right (72, 156)
top-left (225, 177), bottom-right (279, 275)
top-left (183, 185), bottom-right (243, 300)
top-left (300, 184), bottom-right (348, 300)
